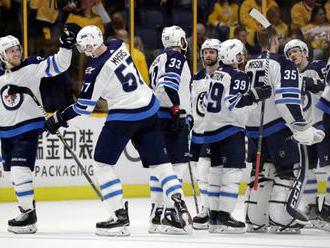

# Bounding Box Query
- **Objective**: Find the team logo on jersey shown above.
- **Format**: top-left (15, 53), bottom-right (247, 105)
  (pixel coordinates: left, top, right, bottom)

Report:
top-left (196, 92), bottom-right (206, 117)
top-left (1, 85), bottom-right (24, 111)
top-left (85, 66), bottom-right (95, 74)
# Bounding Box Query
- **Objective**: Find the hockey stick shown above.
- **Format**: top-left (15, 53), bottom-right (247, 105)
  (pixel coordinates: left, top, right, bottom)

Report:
top-left (249, 8), bottom-right (272, 191)
top-left (187, 160), bottom-right (199, 214)
top-left (7, 85), bottom-right (103, 201)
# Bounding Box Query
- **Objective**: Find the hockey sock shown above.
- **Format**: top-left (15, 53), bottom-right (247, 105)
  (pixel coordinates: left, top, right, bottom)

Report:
top-left (11, 166), bottom-right (34, 210)
top-left (219, 168), bottom-right (242, 213)
top-left (94, 162), bottom-right (123, 215)
top-left (173, 163), bottom-right (187, 185)
top-left (208, 166), bottom-right (221, 211)
top-left (149, 175), bottom-right (164, 207)
top-left (150, 163), bottom-right (183, 207)
top-left (196, 158), bottom-right (210, 209)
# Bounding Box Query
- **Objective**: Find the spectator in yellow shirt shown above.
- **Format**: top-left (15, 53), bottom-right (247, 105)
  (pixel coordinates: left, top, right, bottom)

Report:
top-left (291, 0), bottom-right (317, 30)
top-left (239, 0), bottom-right (278, 45)
top-left (66, 0), bottom-right (104, 33)
top-left (116, 29), bottom-right (150, 85)
top-left (208, 0), bottom-right (238, 28)
top-left (325, 0), bottom-right (330, 22)
top-left (267, 6), bottom-right (288, 40)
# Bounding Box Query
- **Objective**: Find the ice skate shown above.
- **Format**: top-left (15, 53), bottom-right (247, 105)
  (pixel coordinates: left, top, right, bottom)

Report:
top-left (268, 218), bottom-right (304, 234)
top-left (96, 201), bottom-right (130, 236)
top-left (310, 202), bottom-right (330, 232)
top-left (210, 211), bottom-right (246, 234)
top-left (245, 215), bottom-right (268, 233)
top-left (160, 208), bottom-right (188, 234)
top-left (193, 207), bottom-right (209, 230)
top-left (8, 201), bottom-right (37, 234)
top-left (171, 193), bottom-right (193, 234)
top-left (148, 203), bottom-right (163, 233)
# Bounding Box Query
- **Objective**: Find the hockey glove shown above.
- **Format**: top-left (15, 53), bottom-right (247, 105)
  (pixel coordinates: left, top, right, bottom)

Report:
top-left (44, 111), bottom-right (68, 134)
top-left (59, 23), bottom-right (81, 49)
top-left (303, 77), bottom-right (325, 94)
top-left (248, 85), bottom-right (272, 103)
top-left (171, 106), bottom-right (187, 131)
top-left (185, 114), bottom-right (194, 131)
top-left (290, 121), bottom-right (325, 145)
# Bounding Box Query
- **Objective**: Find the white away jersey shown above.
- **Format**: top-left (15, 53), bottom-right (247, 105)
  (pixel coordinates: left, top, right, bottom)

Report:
top-left (245, 52), bottom-right (305, 138)
top-left (149, 49), bottom-right (191, 119)
top-left (0, 48), bottom-right (72, 138)
top-left (62, 39), bottom-right (158, 122)
top-left (190, 69), bottom-right (209, 135)
top-left (192, 65), bottom-right (250, 144)
top-left (300, 60), bottom-right (326, 127)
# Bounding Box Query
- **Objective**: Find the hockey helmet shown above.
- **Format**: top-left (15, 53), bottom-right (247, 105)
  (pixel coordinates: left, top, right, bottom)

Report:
top-left (161, 25), bottom-right (188, 51)
top-left (219, 39), bottom-right (245, 65)
top-left (200, 38), bottom-right (222, 62)
top-left (0, 35), bottom-right (21, 64)
top-left (284, 39), bottom-right (309, 58)
top-left (76, 25), bottom-right (103, 57)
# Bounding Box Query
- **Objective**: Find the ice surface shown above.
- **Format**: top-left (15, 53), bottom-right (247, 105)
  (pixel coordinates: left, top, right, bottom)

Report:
top-left (1, 197), bottom-right (330, 248)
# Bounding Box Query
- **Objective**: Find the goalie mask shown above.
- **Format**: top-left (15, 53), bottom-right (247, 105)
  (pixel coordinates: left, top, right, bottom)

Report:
top-left (0, 35), bottom-right (21, 66)
top-left (200, 39), bottom-right (222, 66)
top-left (161, 25), bottom-right (188, 52)
top-left (284, 39), bottom-right (309, 59)
top-left (76, 25), bottom-right (103, 57)
top-left (219, 39), bottom-right (245, 65)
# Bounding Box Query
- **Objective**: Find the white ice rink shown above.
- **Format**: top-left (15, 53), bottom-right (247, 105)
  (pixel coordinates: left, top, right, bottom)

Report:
top-left (1, 197), bottom-right (330, 248)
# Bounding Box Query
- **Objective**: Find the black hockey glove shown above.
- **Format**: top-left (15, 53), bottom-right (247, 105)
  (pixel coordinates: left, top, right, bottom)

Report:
top-left (248, 85), bottom-right (272, 103)
top-left (303, 77), bottom-right (325, 94)
top-left (59, 23), bottom-right (81, 49)
top-left (44, 111), bottom-right (68, 134)
top-left (171, 106), bottom-right (187, 131)
top-left (185, 114), bottom-right (194, 131)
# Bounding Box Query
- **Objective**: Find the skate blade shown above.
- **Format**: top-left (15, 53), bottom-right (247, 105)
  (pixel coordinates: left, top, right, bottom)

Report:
top-left (209, 225), bottom-right (245, 234)
top-left (310, 220), bottom-right (330, 232)
top-left (8, 224), bottom-right (37, 234)
top-left (268, 226), bottom-right (301, 234)
top-left (192, 222), bottom-right (209, 230)
top-left (246, 224), bottom-right (268, 233)
top-left (160, 225), bottom-right (190, 235)
top-left (96, 226), bottom-right (130, 237)
top-left (148, 224), bottom-right (162, 234)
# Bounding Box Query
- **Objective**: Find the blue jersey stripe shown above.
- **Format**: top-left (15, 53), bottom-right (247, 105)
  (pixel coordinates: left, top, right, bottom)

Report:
top-left (316, 100), bottom-right (330, 114)
top-left (191, 127), bottom-right (243, 144)
top-left (219, 191), bottom-right (238, 198)
top-left (73, 105), bottom-right (92, 115)
top-left (275, 99), bottom-right (302, 105)
top-left (77, 99), bottom-right (97, 106)
top-left (159, 81), bottom-right (179, 91)
top-left (51, 56), bottom-right (60, 74)
top-left (0, 121), bottom-right (44, 138)
top-left (275, 88), bottom-right (301, 94)
top-left (246, 121), bottom-right (286, 138)
top-left (106, 98), bottom-right (159, 122)
top-left (45, 57), bottom-right (52, 77)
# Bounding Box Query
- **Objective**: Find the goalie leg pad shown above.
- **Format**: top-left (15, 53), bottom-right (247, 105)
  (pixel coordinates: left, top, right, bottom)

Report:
top-left (246, 163), bottom-right (274, 233)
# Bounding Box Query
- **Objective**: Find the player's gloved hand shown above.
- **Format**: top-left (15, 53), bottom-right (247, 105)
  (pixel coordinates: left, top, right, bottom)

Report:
top-left (303, 77), bottom-right (325, 94)
top-left (290, 121), bottom-right (325, 145)
top-left (44, 111), bottom-right (68, 134)
top-left (248, 85), bottom-right (272, 103)
top-left (59, 23), bottom-right (82, 49)
top-left (185, 114), bottom-right (194, 131)
top-left (171, 105), bottom-right (187, 131)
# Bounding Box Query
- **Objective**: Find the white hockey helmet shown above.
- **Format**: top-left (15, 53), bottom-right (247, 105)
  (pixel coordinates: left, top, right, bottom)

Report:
top-left (76, 25), bottom-right (103, 57)
top-left (200, 38), bottom-right (222, 62)
top-left (161, 25), bottom-right (188, 51)
top-left (219, 39), bottom-right (245, 65)
top-left (284, 39), bottom-right (309, 58)
top-left (0, 35), bottom-right (21, 64)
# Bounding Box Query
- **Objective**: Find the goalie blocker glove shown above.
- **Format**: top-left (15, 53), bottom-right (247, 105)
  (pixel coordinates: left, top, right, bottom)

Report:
top-left (289, 121), bottom-right (325, 145)
top-left (44, 111), bottom-right (68, 134)
top-left (59, 23), bottom-right (82, 49)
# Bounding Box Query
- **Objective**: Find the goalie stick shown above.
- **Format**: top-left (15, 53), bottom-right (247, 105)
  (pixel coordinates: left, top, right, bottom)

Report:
top-left (7, 85), bottom-right (103, 201)
top-left (249, 8), bottom-right (271, 191)
top-left (249, 8), bottom-right (308, 222)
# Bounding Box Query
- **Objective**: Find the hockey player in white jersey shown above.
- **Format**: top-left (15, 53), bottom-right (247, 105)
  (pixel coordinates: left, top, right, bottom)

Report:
top-left (0, 23), bottom-right (81, 234)
top-left (44, 25), bottom-right (192, 236)
top-left (284, 39), bottom-right (330, 231)
top-left (190, 38), bottom-right (221, 230)
top-left (315, 59), bottom-right (330, 231)
top-left (199, 39), bottom-right (272, 233)
top-left (148, 25), bottom-right (192, 234)
top-left (245, 28), bottom-right (325, 234)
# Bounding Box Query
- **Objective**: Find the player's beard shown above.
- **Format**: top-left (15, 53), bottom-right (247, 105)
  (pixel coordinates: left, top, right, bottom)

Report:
top-left (204, 58), bottom-right (217, 66)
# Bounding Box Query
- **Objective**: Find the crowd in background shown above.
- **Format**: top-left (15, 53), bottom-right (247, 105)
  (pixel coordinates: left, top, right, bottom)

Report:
top-left (1, 0), bottom-right (330, 112)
